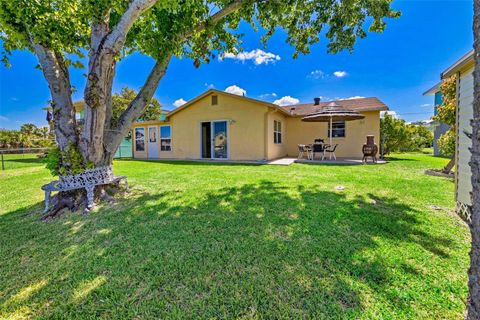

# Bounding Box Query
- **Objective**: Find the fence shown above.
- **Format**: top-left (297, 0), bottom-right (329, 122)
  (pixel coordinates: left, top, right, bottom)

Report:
top-left (114, 145), bottom-right (132, 159)
top-left (0, 148), bottom-right (51, 171)
top-left (1, 143), bottom-right (132, 171)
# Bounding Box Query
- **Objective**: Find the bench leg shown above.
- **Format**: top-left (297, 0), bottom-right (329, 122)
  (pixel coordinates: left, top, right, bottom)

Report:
top-left (44, 190), bottom-right (51, 213)
top-left (85, 185), bottom-right (95, 209)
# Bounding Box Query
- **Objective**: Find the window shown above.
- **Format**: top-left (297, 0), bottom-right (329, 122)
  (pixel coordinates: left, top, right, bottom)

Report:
top-left (328, 121), bottom-right (346, 138)
top-left (148, 127), bottom-right (157, 143)
top-left (135, 127), bottom-right (145, 152)
top-left (211, 95), bottom-right (218, 105)
top-left (273, 120), bottom-right (282, 144)
top-left (160, 125), bottom-right (171, 151)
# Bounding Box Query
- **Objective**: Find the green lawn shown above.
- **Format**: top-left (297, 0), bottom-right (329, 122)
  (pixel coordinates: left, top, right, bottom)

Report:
top-left (0, 154), bottom-right (470, 319)
top-left (0, 153), bottom-right (44, 171)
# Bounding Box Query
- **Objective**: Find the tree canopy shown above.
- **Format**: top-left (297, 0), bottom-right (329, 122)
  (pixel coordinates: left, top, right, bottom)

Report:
top-left (380, 114), bottom-right (433, 155)
top-left (0, 0), bottom-right (400, 66)
top-left (111, 86), bottom-right (162, 126)
top-left (0, 124), bottom-right (54, 149)
top-left (433, 75), bottom-right (457, 156)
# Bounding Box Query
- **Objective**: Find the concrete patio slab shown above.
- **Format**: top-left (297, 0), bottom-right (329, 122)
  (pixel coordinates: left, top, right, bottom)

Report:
top-left (295, 158), bottom-right (387, 165)
top-left (267, 158), bottom-right (297, 165)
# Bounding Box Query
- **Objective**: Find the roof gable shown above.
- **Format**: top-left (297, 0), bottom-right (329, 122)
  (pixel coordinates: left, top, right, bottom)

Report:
top-left (166, 89), bottom-right (291, 118)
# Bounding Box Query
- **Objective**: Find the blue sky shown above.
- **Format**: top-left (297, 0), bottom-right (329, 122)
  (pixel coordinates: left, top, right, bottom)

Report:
top-left (0, 0), bottom-right (474, 129)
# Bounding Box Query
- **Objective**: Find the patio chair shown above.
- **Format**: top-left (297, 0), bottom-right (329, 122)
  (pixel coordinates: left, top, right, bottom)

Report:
top-left (298, 144), bottom-right (313, 160)
top-left (322, 144), bottom-right (338, 160)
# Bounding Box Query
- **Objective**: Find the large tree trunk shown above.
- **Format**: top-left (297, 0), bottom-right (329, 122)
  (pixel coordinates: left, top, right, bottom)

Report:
top-left (33, 0), bottom-right (245, 216)
top-left (80, 18), bottom-right (116, 167)
top-left (32, 44), bottom-right (77, 152)
top-left (467, 0), bottom-right (480, 318)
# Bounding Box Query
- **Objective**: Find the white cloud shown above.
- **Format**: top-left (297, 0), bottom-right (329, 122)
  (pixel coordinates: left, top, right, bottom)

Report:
top-left (225, 85), bottom-right (247, 96)
top-left (259, 92), bottom-right (277, 99)
top-left (0, 115), bottom-right (8, 121)
top-left (308, 70), bottom-right (326, 79)
top-left (420, 103), bottom-right (431, 107)
top-left (173, 98), bottom-right (187, 108)
top-left (273, 96), bottom-right (300, 106)
top-left (333, 71), bottom-right (348, 78)
top-left (10, 97), bottom-right (18, 101)
top-left (221, 49), bottom-right (281, 65)
top-left (205, 83), bottom-right (215, 89)
top-left (380, 110), bottom-right (399, 119)
top-left (345, 96), bottom-right (365, 100)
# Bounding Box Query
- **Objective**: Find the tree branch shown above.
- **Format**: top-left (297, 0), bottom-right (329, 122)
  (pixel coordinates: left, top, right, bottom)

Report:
top-left (182, 0), bottom-right (248, 41)
top-left (105, 55), bottom-right (172, 151)
top-left (104, 0), bottom-right (159, 53)
top-left (31, 42), bottom-right (77, 150)
top-left (105, 0), bottom-right (249, 152)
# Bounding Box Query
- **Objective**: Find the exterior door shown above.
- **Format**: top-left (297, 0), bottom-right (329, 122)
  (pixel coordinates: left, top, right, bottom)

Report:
top-left (201, 122), bottom-right (212, 159)
top-left (212, 121), bottom-right (228, 159)
top-left (147, 126), bottom-right (159, 158)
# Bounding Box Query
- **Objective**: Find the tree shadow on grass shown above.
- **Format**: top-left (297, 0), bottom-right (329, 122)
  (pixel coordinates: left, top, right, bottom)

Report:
top-left (0, 181), bottom-right (457, 319)
top-left (384, 156), bottom-right (419, 162)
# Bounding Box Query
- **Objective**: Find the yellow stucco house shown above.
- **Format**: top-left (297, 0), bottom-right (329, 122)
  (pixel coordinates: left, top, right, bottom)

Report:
top-left (131, 89), bottom-right (388, 161)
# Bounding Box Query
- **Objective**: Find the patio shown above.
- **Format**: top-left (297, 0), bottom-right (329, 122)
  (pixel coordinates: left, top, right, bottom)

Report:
top-left (267, 157), bottom-right (387, 166)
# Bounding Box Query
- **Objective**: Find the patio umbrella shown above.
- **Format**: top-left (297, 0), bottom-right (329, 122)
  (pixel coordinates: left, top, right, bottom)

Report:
top-left (301, 101), bottom-right (365, 147)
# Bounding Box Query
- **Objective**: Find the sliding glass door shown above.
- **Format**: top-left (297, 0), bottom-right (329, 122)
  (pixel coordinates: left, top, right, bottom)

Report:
top-left (201, 121), bottom-right (228, 159)
top-left (212, 121), bottom-right (228, 159)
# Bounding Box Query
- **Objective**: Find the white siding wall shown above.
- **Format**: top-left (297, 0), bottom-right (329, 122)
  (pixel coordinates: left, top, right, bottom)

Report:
top-left (457, 68), bottom-right (474, 205)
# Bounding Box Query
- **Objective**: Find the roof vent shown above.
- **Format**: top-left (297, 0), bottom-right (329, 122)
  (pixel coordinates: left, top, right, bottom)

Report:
top-left (314, 97), bottom-right (321, 105)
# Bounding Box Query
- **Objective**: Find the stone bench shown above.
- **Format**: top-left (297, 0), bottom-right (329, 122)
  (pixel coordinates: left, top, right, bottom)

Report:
top-left (41, 165), bottom-right (128, 213)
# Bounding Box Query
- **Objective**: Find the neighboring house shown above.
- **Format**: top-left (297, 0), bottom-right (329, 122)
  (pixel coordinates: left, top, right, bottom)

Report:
top-left (428, 50), bottom-right (474, 217)
top-left (131, 89), bottom-right (388, 161)
top-left (423, 84), bottom-right (450, 155)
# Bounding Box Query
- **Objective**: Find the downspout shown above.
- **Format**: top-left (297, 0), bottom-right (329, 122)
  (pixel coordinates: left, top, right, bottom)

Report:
top-left (264, 108), bottom-right (277, 161)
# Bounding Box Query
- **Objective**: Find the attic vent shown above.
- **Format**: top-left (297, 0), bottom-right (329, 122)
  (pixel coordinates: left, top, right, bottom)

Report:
top-left (211, 95), bottom-right (218, 105)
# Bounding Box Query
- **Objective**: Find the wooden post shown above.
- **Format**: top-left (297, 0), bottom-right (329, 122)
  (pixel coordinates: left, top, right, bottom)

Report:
top-left (1, 153), bottom-right (4, 171)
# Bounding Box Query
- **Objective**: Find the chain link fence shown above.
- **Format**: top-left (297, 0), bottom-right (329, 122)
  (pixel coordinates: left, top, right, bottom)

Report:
top-left (1, 142), bottom-right (132, 171)
top-left (0, 148), bottom-right (51, 171)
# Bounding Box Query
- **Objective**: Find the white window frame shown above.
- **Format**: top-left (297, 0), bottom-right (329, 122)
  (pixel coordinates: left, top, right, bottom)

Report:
top-left (160, 125), bottom-right (172, 152)
top-left (135, 127), bottom-right (145, 152)
top-left (328, 121), bottom-right (346, 138)
top-left (274, 120), bottom-right (283, 144)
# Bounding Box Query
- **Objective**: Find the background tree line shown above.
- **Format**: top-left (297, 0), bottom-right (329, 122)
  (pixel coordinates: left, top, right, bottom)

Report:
top-left (0, 124), bottom-right (54, 149)
top-left (380, 114), bottom-right (434, 155)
